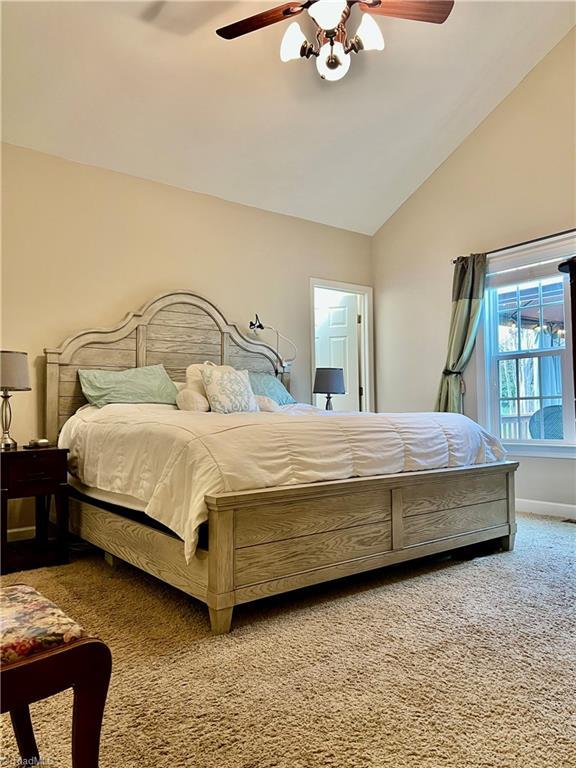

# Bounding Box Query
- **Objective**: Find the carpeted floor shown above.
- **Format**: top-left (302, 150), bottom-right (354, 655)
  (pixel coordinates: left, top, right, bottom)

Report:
top-left (1, 514), bottom-right (574, 768)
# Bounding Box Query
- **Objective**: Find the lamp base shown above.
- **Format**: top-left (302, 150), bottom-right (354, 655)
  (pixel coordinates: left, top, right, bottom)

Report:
top-left (325, 394), bottom-right (333, 411)
top-left (1, 435), bottom-right (17, 451)
top-left (1, 391), bottom-right (17, 450)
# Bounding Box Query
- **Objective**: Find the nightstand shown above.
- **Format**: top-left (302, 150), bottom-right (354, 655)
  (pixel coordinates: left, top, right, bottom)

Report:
top-left (1, 448), bottom-right (69, 575)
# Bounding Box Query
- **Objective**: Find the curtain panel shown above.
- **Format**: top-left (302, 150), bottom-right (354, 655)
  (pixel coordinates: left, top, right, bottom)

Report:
top-left (435, 253), bottom-right (487, 413)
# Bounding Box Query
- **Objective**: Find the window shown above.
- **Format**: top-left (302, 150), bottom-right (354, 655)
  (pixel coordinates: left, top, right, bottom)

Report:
top-left (490, 276), bottom-right (567, 440)
top-left (480, 234), bottom-right (575, 452)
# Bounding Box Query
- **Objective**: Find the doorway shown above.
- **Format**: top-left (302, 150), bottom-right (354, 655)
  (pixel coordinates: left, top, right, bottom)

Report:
top-left (310, 279), bottom-right (374, 412)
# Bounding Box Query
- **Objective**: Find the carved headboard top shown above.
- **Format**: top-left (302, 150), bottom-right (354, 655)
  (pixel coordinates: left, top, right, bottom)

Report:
top-left (44, 290), bottom-right (289, 441)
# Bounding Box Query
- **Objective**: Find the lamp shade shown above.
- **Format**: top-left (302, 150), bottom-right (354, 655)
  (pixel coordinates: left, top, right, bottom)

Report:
top-left (0, 351), bottom-right (31, 391)
top-left (313, 367), bottom-right (345, 395)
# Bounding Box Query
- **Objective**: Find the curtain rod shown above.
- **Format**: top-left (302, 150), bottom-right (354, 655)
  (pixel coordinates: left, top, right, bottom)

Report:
top-left (452, 228), bottom-right (576, 264)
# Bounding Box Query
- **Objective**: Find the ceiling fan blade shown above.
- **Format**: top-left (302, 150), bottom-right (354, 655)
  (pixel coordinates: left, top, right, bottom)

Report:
top-left (359, 1), bottom-right (454, 24)
top-left (216, 2), bottom-right (307, 40)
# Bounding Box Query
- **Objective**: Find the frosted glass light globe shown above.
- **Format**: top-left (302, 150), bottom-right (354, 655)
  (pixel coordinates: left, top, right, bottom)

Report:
top-left (356, 14), bottom-right (385, 51)
top-left (280, 22), bottom-right (306, 62)
top-left (316, 41), bottom-right (351, 82)
top-left (308, 0), bottom-right (347, 30)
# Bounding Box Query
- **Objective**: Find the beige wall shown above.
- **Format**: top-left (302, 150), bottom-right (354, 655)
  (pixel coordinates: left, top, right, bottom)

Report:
top-left (1, 143), bottom-right (372, 446)
top-left (372, 30), bottom-right (576, 505)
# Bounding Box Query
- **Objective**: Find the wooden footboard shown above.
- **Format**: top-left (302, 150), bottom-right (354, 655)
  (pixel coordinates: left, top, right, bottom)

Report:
top-left (204, 461), bottom-right (517, 633)
top-left (68, 461), bottom-right (517, 635)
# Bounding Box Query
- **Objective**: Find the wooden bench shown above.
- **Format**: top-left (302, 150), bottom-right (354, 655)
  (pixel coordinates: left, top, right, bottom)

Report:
top-left (0, 584), bottom-right (112, 767)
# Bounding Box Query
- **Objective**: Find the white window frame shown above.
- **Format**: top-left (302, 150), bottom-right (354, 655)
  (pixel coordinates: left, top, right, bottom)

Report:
top-left (476, 232), bottom-right (576, 459)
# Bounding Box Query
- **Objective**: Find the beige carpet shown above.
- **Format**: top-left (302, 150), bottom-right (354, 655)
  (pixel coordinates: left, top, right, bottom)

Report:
top-left (1, 514), bottom-right (574, 768)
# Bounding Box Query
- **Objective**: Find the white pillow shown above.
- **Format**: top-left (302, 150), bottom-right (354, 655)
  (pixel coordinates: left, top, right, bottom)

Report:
top-left (186, 362), bottom-right (211, 393)
top-left (177, 362), bottom-right (217, 412)
top-left (201, 366), bottom-right (259, 414)
top-left (256, 395), bottom-right (281, 412)
top-left (177, 388), bottom-right (211, 412)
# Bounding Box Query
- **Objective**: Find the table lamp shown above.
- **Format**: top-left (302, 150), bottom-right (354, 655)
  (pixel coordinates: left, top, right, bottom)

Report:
top-left (313, 367), bottom-right (345, 410)
top-left (1, 351), bottom-right (31, 451)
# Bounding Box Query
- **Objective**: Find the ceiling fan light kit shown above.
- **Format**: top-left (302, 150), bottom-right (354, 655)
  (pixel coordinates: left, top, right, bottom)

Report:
top-left (280, 22), bottom-right (309, 62)
top-left (354, 13), bottom-right (386, 51)
top-left (307, 0), bottom-right (348, 29)
top-left (316, 40), bottom-right (351, 81)
top-left (217, 1), bottom-right (454, 82)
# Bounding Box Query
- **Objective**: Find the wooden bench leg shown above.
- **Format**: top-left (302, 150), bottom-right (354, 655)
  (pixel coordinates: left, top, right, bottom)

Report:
top-left (209, 607), bottom-right (233, 635)
top-left (71, 642), bottom-right (112, 768)
top-left (10, 705), bottom-right (39, 764)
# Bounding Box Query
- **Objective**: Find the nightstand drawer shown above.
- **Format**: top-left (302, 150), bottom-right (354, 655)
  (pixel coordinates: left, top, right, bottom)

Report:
top-left (6, 451), bottom-right (67, 491)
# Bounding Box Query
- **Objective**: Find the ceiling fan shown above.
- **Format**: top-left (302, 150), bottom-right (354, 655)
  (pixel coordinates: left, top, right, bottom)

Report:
top-left (216, 1), bottom-right (455, 82)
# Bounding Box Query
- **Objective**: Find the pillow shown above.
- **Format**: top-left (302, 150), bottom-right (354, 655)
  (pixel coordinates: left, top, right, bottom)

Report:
top-left (177, 362), bottom-right (218, 413)
top-left (248, 372), bottom-right (296, 406)
top-left (177, 388), bottom-right (211, 412)
top-left (78, 365), bottom-right (177, 408)
top-left (201, 366), bottom-right (259, 414)
top-left (256, 395), bottom-right (281, 412)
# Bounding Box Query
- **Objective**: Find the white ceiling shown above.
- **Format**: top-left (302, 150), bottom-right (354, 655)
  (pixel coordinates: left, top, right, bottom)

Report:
top-left (2, 1), bottom-right (574, 234)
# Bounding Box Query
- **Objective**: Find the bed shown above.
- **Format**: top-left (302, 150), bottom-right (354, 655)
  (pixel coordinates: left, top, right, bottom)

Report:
top-left (45, 290), bottom-right (518, 634)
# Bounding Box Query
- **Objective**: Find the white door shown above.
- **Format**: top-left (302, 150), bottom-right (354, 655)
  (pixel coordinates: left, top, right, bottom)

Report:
top-left (314, 288), bottom-right (360, 411)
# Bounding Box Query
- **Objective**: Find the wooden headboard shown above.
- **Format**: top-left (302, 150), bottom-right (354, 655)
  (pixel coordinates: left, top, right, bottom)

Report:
top-left (44, 290), bottom-right (289, 441)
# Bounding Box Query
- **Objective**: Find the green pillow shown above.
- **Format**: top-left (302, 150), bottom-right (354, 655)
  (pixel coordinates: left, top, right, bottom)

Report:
top-left (78, 365), bottom-right (178, 408)
top-left (248, 372), bottom-right (296, 406)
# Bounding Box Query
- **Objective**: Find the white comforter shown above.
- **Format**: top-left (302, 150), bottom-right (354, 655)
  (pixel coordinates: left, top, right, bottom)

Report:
top-left (59, 403), bottom-right (505, 560)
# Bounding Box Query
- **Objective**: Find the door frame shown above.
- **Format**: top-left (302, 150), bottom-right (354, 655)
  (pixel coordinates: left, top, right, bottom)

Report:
top-left (310, 278), bottom-right (375, 412)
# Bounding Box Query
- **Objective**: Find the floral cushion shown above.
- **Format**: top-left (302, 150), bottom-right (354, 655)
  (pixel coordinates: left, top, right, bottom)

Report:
top-left (0, 585), bottom-right (87, 665)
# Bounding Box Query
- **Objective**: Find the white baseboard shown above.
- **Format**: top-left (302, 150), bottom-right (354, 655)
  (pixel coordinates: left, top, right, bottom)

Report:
top-left (516, 498), bottom-right (576, 520)
top-left (7, 526), bottom-right (36, 542)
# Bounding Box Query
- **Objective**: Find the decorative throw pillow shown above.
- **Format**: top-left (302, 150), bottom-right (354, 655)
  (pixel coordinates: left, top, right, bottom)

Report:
top-left (178, 362), bottom-right (217, 412)
top-left (177, 388), bottom-right (212, 412)
top-left (256, 395), bottom-right (281, 412)
top-left (78, 364), bottom-right (177, 408)
top-left (248, 372), bottom-right (296, 406)
top-left (201, 366), bottom-right (259, 414)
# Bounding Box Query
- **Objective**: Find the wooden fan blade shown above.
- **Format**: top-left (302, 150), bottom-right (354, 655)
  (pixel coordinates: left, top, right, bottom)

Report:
top-left (216, 2), bottom-right (307, 40)
top-left (359, 1), bottom-right (454, 24)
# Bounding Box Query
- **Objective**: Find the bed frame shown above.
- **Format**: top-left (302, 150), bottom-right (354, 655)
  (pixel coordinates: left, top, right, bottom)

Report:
top-left (45, 290), bottom-right (518, 634)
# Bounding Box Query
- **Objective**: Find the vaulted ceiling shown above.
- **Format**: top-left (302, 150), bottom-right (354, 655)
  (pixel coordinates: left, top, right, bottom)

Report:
top-left (2, 2), bottom-right (574, 234)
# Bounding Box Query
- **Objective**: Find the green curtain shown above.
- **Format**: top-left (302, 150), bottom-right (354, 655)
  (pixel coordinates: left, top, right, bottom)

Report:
top-left (435, 253), bottom-right (487, 414)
